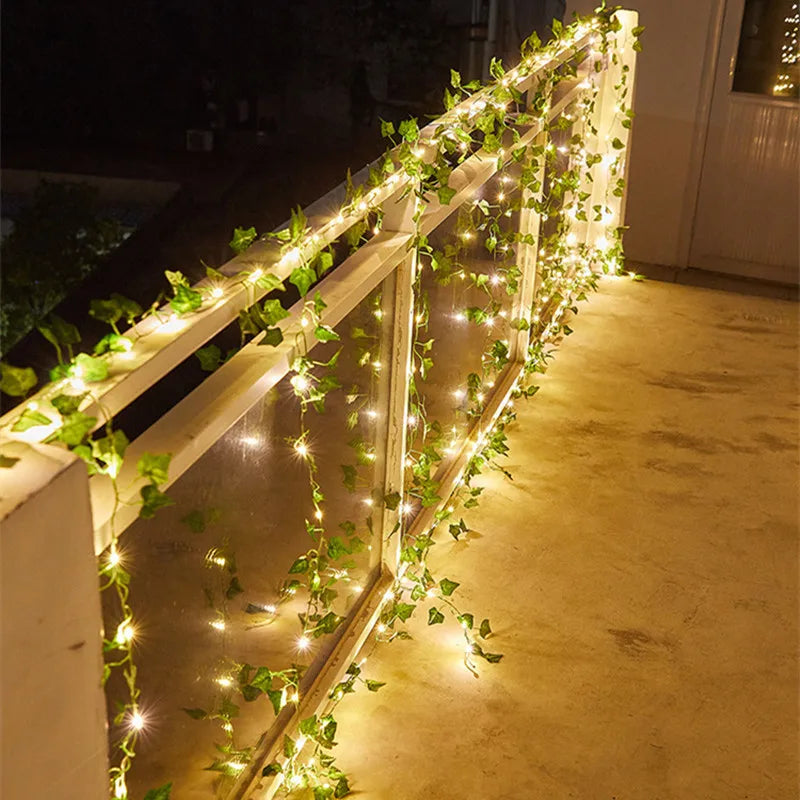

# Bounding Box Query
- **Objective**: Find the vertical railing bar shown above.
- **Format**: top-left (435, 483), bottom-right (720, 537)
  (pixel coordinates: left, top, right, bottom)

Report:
top-left (510, 128), bottom-right (548, 364)
top-left (378, 188), bottom-right (419, 576)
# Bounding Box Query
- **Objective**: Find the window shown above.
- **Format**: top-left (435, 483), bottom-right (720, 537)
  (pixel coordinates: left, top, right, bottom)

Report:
top-left (733, 0), bottom-right (799, 98)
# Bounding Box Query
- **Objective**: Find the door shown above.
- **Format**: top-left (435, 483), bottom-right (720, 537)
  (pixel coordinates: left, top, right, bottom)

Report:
top-left (690, 0), bottom-right (799, 284)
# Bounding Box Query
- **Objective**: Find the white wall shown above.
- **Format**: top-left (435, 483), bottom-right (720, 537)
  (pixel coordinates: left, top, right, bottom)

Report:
top-left (567, 0), bottom-right (720, 268)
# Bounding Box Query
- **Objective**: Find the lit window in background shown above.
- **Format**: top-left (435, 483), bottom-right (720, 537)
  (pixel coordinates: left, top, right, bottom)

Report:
top-left (733, 0), bottom-right (799, 98)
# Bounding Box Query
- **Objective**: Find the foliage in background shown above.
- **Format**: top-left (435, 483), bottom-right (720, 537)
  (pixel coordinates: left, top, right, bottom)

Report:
top-left (0, 180), bottom-right (125, 355)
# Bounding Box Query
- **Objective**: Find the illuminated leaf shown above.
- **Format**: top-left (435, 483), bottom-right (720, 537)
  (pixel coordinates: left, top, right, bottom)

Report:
top-left (74, 353), bottom-right (108, 383)
top-left (137, 452), bottom-right (171, 486)
top-left (314, 325), bottom-right (340, 342)
top-left (479, 618), bottom-right (492, 639)
top-left (12, 408), bottom-right (52, 432)
top-left (290, 266), bottom-right (316, 296)
top-left (94, 333), bottom-right (132, 355)
top-left (0, 363), bottom-right (37, 397)
top-left (46, 412), bottom-right (97, 445)
top-left (230, 226), bottom-right (257, 254)
top-left (170, 284), bottom-right (203, 315)
top-left (288, 556), bottom-right (309, 574)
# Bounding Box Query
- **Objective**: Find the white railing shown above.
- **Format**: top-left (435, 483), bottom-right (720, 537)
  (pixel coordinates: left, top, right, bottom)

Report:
top-left (0, 10), bottom-right (638, 799)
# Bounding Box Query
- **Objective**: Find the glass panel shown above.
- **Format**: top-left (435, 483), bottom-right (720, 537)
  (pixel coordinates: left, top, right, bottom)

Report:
top-left (103, 276), bottom-right (394, 796)
top-left (406, 167), bottom-right (522, 518)
top-left (733, 0), bottom-right (799, 98)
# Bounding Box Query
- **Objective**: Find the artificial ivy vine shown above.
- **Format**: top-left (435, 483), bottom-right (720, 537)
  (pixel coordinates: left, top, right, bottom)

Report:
top-left (0, 6), bottom-right (641, 798)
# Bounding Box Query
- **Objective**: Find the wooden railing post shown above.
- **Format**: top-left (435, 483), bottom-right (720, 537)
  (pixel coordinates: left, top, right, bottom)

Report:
top-left (0, 442), bottom-right (108, 800)
top-left (378, 189), bottom-right (418, 575)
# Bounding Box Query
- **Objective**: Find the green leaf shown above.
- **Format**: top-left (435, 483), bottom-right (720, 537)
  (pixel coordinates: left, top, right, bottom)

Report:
top-left (437, 185), bottom-right (457, 205)
top-left (341, 464), bottom-right (357, 492)
top-left (226, 576), bottom-right (244, 599)
top-left (380, 119), bottom-right (395, 138)
top-left (164, 270), bottom-right (189, 288)
top-left (283, 735), bottom-right (296, 758)
top-left (394, 602), bottom-right (415, 622)
top-left (612, 137), bottom-right (625, 150)
top-left (259, 327), bottom-right (284, 347)
top-left (254, 272), bottom-right (286, 292)
top-left (46, 412), bottom-right (97, 445)
top-left (317, 250), bottom-right (334, 275)
top-left (483, 652), bottom-right (503, 663)
top-left (457, 613), bottom-right (474, 630)
top-left (439, 578), bottom-right (460, 596)
top-left (327, 536), bottom-right (350, 560)
top-left (314, 324), bottom-right (340, 342)
top-left (137, 453), bottom-right (171, 486)
top-left (181, 509), bottom-right (206, 533)
top-left (171, 284), bottom-right (203, 315)
top-left (288, 556), bottom-right (309, 574)
top-left (383, 491), bottom-right (401, 511)
top-left (139, 484), bottom-right (174, 518)
top-left (479, 618), bottom-right (492, 639)
top-left (0, 363), bottom-right (37, 397)
top-left (427, 607), bottom-right (445, 625)
top-left (89, 298), bottom-right (123, 327)
top-left (262, 762), bottom-right (282, 777)
top-left (0, 454), bottom-right (20, 468)
top-left (398, 117), bottom-right (419, 143)
top-left (261, 299), bottom-right (289, 326)
top-left (182, 707), bottom-right (207, 720)
top-left (73, 353), bottom-right (108, 383)
top-left (37, 314), bottom-right (81, 348)
top-left (143, 784), bottom-right (173, 800)
top-left (196, 344), bottom-right (222, 372)
top-left (365, 680), bottom-right (386, 692)
top-left (11, 408), bottom-right (53, 432)
top-left (230, 226), bottom-right (257, 254)
top-left (450, 68), bottom-right (461, 88)
top-left (289, 266), bottom-right (316, 296)
top-left (334, 776), bottom-right (351, 798)
top-left (266, 689), bottom-right (283, 714)
top-left (93, 333), bottom-right (133, 355)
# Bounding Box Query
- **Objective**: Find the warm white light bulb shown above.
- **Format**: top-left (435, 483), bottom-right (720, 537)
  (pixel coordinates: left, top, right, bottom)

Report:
top-left (297, 635), bottom-right (310, 651)
top-left (130, 712), bottom-right (145, 731)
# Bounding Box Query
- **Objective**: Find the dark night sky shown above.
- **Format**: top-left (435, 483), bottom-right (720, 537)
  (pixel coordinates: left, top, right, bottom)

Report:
top-left (1, 0), bottom-right (462, 150)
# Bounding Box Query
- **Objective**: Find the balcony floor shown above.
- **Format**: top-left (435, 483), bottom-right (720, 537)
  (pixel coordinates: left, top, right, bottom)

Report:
top-left (332, 277), bottom-right (799, 799)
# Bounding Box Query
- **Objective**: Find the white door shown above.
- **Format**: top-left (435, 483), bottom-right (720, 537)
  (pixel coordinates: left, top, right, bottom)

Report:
top-left (690, 0), bottom-right (799, 284)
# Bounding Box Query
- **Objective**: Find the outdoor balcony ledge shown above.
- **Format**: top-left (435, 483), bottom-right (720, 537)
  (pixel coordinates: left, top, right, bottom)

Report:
top-left (325, 276), bottom-right (799, 799)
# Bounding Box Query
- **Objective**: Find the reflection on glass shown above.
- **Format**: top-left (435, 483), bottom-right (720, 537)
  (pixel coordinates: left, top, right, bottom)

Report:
top-left (734, 0), bottom-right (799, 98)
top-left (103, 279), bottom-right (392, 797)
top-left (406, 169), bottom-right (521, 519)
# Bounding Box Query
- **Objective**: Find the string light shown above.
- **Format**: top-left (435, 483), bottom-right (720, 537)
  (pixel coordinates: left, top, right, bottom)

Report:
top-left (129, 712), bottom-right (145, 731)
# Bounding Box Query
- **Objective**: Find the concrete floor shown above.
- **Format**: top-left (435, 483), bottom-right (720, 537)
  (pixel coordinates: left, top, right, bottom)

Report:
top-left (332, 277), bottom-right (799, 799)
